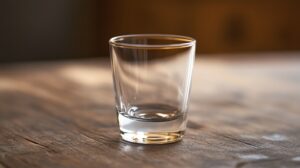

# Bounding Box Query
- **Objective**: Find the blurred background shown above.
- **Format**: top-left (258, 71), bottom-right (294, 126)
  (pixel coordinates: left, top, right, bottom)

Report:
top-left (1, 0), bottom-right (300, 62)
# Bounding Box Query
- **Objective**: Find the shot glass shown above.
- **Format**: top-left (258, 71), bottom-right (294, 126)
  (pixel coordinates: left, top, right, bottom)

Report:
top-left (109, 34), bottom-right (196, 144)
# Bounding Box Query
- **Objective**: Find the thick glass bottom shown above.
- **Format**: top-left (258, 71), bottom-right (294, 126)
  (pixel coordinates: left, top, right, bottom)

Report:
top-left (120, 131), bottom-right (184, 144)
top-left (117, 112), bottom-right (187, 144)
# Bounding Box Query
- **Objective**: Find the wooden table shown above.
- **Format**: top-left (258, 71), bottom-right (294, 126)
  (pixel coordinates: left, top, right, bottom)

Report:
top-left (0, 54), bottom-right (300, 168)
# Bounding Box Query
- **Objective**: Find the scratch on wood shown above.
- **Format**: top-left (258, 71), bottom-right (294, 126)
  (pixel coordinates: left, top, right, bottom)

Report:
top-left (219, 134), bottom-right (258, 148)
top-left (21, 137), bottom-right (57, 153)
top-left (80, 133), bottom-right (106, 144)
top-left (73, 123), bottom-right (119, 144)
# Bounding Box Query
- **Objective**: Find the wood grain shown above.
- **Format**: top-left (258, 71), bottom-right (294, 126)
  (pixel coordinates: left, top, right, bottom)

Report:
top-left (0, 55), bottom-right (300, 168)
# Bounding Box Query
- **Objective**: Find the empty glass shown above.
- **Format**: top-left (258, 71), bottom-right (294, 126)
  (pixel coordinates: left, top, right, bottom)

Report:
top-left (109, 34), bottom-right (196, 144)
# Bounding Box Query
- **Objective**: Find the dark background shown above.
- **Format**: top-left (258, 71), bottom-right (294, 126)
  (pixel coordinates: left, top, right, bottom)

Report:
top-left (1, 0), bottom-right (300, 62)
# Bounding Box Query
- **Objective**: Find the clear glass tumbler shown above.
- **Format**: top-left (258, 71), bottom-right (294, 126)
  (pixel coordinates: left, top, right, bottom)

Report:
top-left (109, 34), bottom-right (196, 144)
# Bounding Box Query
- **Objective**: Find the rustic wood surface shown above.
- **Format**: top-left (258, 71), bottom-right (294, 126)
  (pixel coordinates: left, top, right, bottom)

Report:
top-left (0, 54), bottom-right (300, 168)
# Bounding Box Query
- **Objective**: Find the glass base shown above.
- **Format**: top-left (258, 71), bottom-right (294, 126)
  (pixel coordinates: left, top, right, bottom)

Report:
top-left (120, 131), bottom-right (184, 144)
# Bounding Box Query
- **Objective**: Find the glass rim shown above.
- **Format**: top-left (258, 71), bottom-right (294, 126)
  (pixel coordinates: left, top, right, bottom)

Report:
top-left (109, 34), bottom-right (196, 49)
